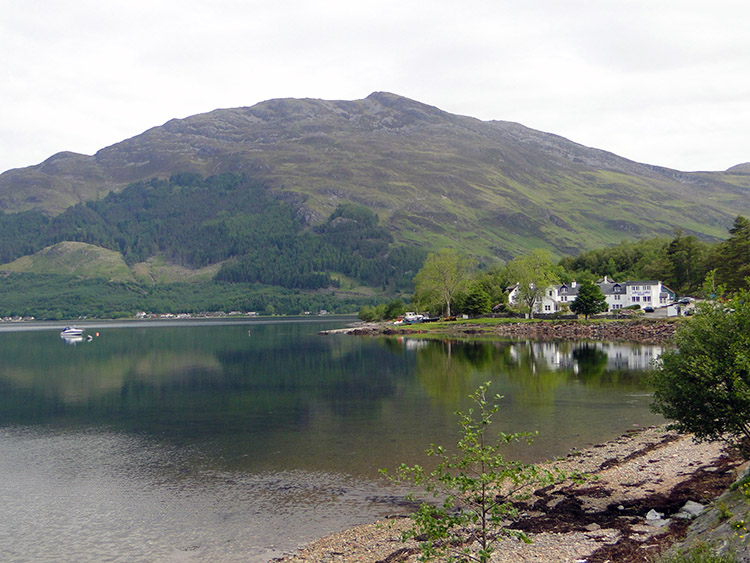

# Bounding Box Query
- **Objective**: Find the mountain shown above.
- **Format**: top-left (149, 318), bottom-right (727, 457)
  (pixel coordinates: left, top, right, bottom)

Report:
top-left (1, 92), bottom-right (749, 261)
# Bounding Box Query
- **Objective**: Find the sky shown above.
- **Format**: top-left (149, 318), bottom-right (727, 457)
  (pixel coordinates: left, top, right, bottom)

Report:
top-left (2, 0), bottom-right (749, 174)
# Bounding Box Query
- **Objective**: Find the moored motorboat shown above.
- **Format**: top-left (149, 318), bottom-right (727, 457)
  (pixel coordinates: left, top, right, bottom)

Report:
top-left (60, 326), bottom-right (84, 337)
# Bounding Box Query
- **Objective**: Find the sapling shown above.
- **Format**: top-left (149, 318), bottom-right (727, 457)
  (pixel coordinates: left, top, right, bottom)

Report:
top-left (383, 382), bottom-right (572, 562)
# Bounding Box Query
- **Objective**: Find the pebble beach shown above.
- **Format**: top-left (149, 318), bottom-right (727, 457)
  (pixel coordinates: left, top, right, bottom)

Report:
top-left (275, 426), bottom-right (743, 563)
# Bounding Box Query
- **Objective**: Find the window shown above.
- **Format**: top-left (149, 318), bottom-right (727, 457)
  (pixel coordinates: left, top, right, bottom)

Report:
top-left (544, 305), bottom-right (551, 311)
top-left (548, 290), bottom-right (553, 297)
top-left (561, 296), bottom-right (567, 302)
top-left (614, 294), bottom-right (621, 301)
top-left (644, 296), bottom-right (652, 302)
top-left (633, 285), bottom-right (640, 291)
top-left (632, 296), bottom-right (640, 302)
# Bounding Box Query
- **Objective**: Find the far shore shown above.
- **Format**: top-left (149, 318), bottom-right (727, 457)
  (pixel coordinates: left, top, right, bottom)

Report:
top-left (0, 313), bottom-right (356, 332)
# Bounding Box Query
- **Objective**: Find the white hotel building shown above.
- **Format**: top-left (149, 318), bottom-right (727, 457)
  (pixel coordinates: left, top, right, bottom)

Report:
top-left (509, 276), bottom-right (676, 314)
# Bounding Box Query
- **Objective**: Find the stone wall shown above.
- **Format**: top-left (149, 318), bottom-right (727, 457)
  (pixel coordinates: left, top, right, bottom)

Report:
top-left (478, 320), bottom-right (677, 343)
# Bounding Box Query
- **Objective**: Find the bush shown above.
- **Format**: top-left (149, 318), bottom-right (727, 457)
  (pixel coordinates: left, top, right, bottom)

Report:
top-left (650, 289), bottom-right (750, 454)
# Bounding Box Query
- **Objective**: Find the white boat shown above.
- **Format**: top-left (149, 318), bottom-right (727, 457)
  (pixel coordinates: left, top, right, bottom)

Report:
top-left (60, 326), bottom-right (84, 337)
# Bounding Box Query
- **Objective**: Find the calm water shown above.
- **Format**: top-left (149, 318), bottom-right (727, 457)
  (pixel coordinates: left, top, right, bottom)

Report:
top-left (0, 318), bottom-right (664, 561)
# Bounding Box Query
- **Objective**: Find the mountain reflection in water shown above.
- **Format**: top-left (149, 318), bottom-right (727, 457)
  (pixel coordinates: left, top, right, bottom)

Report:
top-left (0, 319), bottom-right (664, 561)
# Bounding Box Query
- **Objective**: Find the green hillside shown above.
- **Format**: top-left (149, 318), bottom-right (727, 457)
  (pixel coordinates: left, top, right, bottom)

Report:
top-left (0, 93), bottom-right (748, 319)
top-left (1, 241), bottom-right (134, 282)
top-left (0, 173), bottom-right (425, 297)
top-left (1, 93), bottom-right (748, 261)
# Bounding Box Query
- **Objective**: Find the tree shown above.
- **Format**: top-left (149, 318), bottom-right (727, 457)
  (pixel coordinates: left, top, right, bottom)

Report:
top-left (715, 216), bottom-right (750, 293)
top-left (666, 230), bottom-right (708, 294)
top-left (384, 299), bottom-right (407, 320)
top-left (650, 289), bottom-right (750, 454)
top-left (570, 280), bottom-right (608, 319)
top-left (472, 265), bottom-right (510, 308)
top-left (413, 249), bottom-right (476, 317)
top-left (506, 249), bottom-right (559, 318)
top-left (383, 383), bottom-right (569, 562)
top-left (462, 284), bottom-right (492, 317)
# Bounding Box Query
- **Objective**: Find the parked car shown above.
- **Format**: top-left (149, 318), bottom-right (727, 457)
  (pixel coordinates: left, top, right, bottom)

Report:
top-left (643, 306), bottom-right (655, 313)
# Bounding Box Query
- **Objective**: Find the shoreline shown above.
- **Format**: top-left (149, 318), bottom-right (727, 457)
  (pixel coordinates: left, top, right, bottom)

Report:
top-left (275, 426), bottom-right (744, 563)
top-left (323, 318), bottom-right (679, 344)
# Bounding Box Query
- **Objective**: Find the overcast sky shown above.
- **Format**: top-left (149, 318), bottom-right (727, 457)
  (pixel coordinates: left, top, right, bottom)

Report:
top-left (2, 0), bottom-right (749, 174)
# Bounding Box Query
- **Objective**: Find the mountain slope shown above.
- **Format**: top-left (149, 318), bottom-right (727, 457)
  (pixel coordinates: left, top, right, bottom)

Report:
top-left (1, 92), bottom-right (748, 259)
top-left (1, 241), bottom-right (134, 282)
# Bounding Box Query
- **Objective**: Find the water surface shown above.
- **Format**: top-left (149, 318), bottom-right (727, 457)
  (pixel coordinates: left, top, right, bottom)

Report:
top-left (0, 318), bottom-right (664, 561)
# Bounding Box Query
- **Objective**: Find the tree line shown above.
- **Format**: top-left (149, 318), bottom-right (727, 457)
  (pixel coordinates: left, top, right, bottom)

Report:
top-left (365, 215), bottom-right (750, 320)
top-left (0, 174), bottom-right (426, 292)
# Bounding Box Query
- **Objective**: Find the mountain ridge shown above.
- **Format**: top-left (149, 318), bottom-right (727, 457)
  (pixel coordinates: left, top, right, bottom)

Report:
top-left (1, 92), bottom-right (749, 259)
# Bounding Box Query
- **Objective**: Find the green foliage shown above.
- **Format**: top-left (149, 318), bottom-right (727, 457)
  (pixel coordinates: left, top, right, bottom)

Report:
top-left (559, 237), bottom-right (671, 282)
top-left (0, 272), bottom-right (377, 319)
top-left (358, 299), bottom-right (410, 321)
top-left (717, 501), bottom-right (734, 521)
top-left (471, 266), bottom-right (508, 309)
top-left (667, 230), bottom-right (710, 294)
top-left (327, 202), bottom-right (379, 229)
top-left (384, 299), bottom-right (407, 320)
top-left (383, 383), bottom-right (569, 562)
top-left (0, 174), bottom-right (426, 294)
top-left (461, 284), bottom-right (492, 317)
top-left (560, 219), bottom-right (750, 296)
top-left (656, 543), bottom-right (737, 563)
top-left (715, 216), bottom-right (750, 293)
top-left (413, 249), bottom-right (476, 317)
top-left (570, 280), bottom-right (608, 319)
top-left (0, 210), bottom-right (50, 264)
top-left (506, 249), bottom-right (559, 318)
top-left (650, 289), bottom-right (750, 454)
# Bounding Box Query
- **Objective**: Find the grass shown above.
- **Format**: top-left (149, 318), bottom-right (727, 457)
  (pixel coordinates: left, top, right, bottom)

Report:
top-left (655, 544), bottom-right (737, 563)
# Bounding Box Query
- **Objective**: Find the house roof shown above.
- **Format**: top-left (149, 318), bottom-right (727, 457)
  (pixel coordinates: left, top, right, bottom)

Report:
top-left (557, 284), bottom-right (580, 296)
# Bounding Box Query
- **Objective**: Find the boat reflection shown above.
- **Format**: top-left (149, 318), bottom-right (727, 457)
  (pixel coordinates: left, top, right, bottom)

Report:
top-left (60, 334), bottom-right (84, 345)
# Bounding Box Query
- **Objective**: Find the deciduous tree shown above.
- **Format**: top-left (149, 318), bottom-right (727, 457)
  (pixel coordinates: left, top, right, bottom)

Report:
top-left (506, 249), bottom-right (558, 318)
top-left (413, 249), bottom-right (476, 317)
top-left (570, 280), bottom-right (608, 319)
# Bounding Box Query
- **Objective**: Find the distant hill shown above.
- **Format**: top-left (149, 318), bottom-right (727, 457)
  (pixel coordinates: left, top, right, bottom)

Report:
top-left (1, 241), bottom-right (134, 282)
top-left (1, 92), bottom-right (749, 262)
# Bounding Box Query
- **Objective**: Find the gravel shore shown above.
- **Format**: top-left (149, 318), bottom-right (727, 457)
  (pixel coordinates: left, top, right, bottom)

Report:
top-left (275, 426), bottom-right (744, 563)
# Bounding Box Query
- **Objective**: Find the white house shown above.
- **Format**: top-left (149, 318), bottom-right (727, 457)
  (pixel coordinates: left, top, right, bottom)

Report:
top-left (508, 276), bottom-right (675, 314)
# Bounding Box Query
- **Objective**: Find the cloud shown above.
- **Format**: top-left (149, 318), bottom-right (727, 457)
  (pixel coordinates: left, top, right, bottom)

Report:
top-left (0, 0), bottom-right (748, 173)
